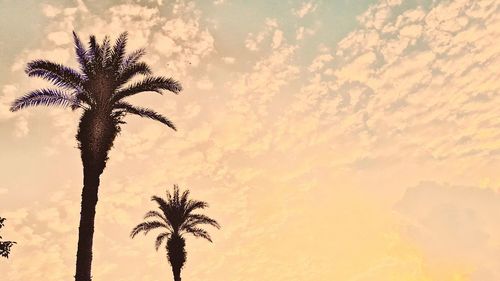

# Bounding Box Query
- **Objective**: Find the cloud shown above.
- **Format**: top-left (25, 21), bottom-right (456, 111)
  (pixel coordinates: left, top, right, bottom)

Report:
top-left (286, 0), bottom-right (500, 167)
top-left (152, 3), bottom-right (215, 73)
top-left (140, 0), bottom-right (164, 5)
top-left (0, 85), bottom-right (18, 120)
top-left (12, 48), bottom-right (72, 72)
top-left (396, 182), bottom-right (500, 280)
top-left (245, 18), bottom-right (279, 51)
top-left (271, 30), bottom-right (283, 49)
top-left (293, 1), bottom-right (318, 18)
top-left (295, 26), bottom-right (316, 41)
top-left (13, 117), bottom-right (29, 137)
top-left (308, 53), bottom-right (334, 72)
top-left (222, 56), bottom-right (235, 64)
top-left (0, 85), bottom-right (31, 138)
top-left (47, 31), bottom-right (71, 46)
top-left (196, 77), bottom-right (214, 90)
top-left (41, 4), bottom-right (61, 18)
top-left (1, 0), bottom-right (499, 280)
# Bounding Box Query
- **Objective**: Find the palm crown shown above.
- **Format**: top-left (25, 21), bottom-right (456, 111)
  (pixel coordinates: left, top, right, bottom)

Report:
top-left (10, 31), bottom-right (181, 130)
top-left (131, 185), bottom-right (220, 281)
top-left (131, 185), bottom-right (220, 247)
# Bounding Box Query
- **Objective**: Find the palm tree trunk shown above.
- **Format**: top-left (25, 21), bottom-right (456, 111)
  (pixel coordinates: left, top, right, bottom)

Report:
top-left (172, 266), bottom-right (181, 281)
top-left (167, 234), bottom-right (186, 281)
top-left (74, 111), bottom-right (117, 281)
top-left (74, 165), bottom-right (102, 281)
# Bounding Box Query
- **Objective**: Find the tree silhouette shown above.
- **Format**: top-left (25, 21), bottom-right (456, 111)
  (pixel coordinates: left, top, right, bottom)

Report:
top-left (131, 185), bottom-right (220, 281)
top-left (10, 32), bottom-right (181, 281)
top-left (0, 217), bottom-right (16, 259)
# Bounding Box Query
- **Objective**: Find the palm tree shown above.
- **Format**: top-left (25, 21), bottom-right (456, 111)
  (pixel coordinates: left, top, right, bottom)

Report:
top-left (0, 217), bottom-right (16, 259)
top-left (131, 185), bottom-right (220, 281)
top-left (10, 32), bottom-right (182, 281)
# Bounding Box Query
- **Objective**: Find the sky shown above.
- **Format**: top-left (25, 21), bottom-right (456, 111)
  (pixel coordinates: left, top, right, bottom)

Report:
top-left (0, 0), bottom-right (499, 280)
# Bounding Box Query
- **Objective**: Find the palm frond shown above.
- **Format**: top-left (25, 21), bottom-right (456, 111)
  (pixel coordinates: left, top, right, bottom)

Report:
top-left (114, 102), bottom-right (176, 130)
top-left (180, 189), bottom-right (190, 207)
top-left (101, 36), bottom-right (112, 67)
top-left (144, 210), bottom-right (168, 224)
top-left (151, 195), bottom-right (171, 218)
top-left (72, 31), bottom-right (89, 73)
top-left (121, 49), bottom-right (146, 70)
top-left (151, 195), bottom-right (179, 232)
top-left (173, 184), bottom-right (181, 204)
top-left (183, 214), bottom-right (220, 229)
top-left (154, 232), bottom-right (170, 251)
top-left (184, 200), bottom-right (208, 216)
top-left (111, 32), bottom-right (128, 70)
top-left (10, 89), bottom-right (79, 112)
top-left (116, 62), bottom-right (152, 87)
top-left (165, 187), bottom-right (173, 202)
top-left (130, 221), bottom-right (168, 238)
top-left (87, 35), bottom-right (102, 73)
top-left (184, 227), bottom-right (213, 242)
top-left (88, 35), bottom-right (99, 60)
top-left (112, 76), bottom-right (182, 103)
top-left (26, 60), bottom-right (85, 90)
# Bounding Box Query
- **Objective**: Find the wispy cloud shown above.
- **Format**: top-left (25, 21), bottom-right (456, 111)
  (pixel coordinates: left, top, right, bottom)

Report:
top-left (293, 1), bottom-right (318, 18)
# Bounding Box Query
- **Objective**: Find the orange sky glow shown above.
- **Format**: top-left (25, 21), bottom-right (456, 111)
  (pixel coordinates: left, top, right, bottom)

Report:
top-left (0, 0), bottom-right (499, 280)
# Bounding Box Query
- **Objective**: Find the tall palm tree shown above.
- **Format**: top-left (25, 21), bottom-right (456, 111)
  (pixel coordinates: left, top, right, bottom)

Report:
top-left (10, 32), bottom-right (182, 281)
top-left (0, 217), bottom-right (16, 259)
top-left (131, 185), bottom-right (220, 281)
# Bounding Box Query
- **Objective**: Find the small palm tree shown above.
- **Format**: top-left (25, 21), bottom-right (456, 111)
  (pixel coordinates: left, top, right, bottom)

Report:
top-left (131, 185), bottom-right (220, 281)
top-left (0, 217), bottom-right (16, 259)
top-left (10, 32), bottom-right (181, 281)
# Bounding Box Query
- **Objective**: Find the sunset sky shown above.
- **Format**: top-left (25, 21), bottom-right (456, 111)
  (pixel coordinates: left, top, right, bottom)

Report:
top-left (0, 0), bottom-right (499, 280)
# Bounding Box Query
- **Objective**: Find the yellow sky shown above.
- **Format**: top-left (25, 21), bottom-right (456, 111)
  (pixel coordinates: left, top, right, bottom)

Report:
top-left (0, 0), bottom-right (499, 280)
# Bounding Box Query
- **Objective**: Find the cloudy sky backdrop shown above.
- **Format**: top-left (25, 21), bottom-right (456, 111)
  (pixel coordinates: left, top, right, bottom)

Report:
top-left (0, 0), bottom-right (499, 280)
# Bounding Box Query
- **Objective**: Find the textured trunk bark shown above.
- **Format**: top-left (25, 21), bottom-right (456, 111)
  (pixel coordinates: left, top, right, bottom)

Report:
top-left (74, 166), bottom-right (102, 281)
top-left (74, 110), bottom-right (116, 281)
